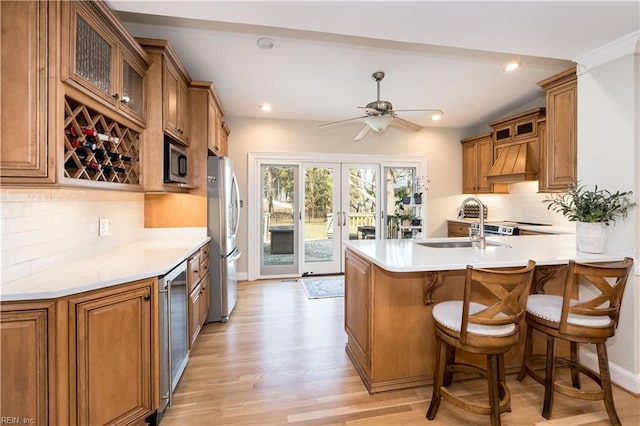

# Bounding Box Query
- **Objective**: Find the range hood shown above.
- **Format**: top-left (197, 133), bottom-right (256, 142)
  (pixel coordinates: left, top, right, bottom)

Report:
top-left (486, 142), bottom-right (538, 183)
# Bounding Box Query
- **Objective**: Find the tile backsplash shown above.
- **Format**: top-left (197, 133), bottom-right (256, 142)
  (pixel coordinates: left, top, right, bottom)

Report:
top-left (477, 181), bottom-right (574, 226)
top-left (1, 188), bottom-right (144, 284)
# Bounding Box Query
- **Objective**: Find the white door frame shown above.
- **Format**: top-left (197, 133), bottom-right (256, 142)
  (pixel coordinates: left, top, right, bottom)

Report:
top-left (247, 152), bottom-right (427, 281)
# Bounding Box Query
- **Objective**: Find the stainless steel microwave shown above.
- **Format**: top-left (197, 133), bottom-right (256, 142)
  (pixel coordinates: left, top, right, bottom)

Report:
top-left (164, 141), bottom-right (188, 184)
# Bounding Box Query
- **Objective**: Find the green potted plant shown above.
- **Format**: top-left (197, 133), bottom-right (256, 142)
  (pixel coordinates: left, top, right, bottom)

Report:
top-left (544, 182), bottom-right (635, 253)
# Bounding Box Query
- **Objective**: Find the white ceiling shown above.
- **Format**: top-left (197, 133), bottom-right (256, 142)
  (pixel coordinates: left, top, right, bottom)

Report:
top-left (108, 1), bottom-right (640, 131)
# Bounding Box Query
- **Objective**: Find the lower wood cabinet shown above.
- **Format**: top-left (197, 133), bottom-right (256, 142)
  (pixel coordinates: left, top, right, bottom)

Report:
top-left (69, 279), bottom-right (154, 426)
top-left (188, 243), bottom-right (211, 347)
top-left (344, 250), bottom-right (372, 374)
top-left (447, 220), bottom-right (470, 237)
top-left (0, 301), bottom-right (54, 425)
top-left (1, 278), bottom-right (155, 426)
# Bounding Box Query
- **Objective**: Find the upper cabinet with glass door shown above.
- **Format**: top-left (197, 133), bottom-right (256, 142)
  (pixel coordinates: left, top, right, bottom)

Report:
top-left (62, 1), bottom-right (150, 127)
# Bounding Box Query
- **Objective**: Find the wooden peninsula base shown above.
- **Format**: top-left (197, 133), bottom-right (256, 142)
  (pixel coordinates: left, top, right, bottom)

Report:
top-left (344, 248), bottom-right (568, 393)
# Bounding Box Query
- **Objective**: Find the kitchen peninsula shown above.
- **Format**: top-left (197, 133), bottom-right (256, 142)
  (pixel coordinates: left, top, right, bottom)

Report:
top-left (343, 234), bottom-right (626, 393)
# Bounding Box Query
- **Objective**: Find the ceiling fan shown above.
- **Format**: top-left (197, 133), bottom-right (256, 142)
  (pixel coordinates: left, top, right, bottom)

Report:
top-left (318, 71), bottom-right (444, 141)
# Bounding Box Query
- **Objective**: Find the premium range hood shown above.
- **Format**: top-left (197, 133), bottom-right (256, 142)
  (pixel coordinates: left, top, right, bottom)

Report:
top-left (486, 142), bottom-right (538, 183)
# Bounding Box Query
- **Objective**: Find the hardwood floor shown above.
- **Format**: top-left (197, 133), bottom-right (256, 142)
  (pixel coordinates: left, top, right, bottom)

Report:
top-left (161, 279), bottom-right (640, 425)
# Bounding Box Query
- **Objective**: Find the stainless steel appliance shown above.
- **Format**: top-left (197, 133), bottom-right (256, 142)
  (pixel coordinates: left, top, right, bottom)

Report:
top-left (158, 260), bottom-right (189, 418)
top-left (164, 138), bottom-right (188, 184)
top-left (470, 221), bottom-right (520, 236)
top-left (207, 156), bottom-right (241, 322)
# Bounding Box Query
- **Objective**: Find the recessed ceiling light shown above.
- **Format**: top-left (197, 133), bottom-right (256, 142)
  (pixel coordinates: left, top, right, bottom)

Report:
top-left (503, 61), bottom-right (521, 72)
top-left (257, 37), bottom-right (274, 50)
top-left (431, 113), bottom-right (442, 121)
top-left (260, 104), bottom-right (272, 112)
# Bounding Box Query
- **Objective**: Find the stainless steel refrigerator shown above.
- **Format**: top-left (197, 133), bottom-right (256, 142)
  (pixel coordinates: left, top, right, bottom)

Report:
top-left (207, 156), bottom-right (241, 322)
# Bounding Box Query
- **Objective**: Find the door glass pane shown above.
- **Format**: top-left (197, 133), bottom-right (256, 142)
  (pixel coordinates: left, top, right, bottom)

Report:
top-left (75, 16), bottom-right (111, 93)
top-left (261, 165), bottom-right (295, 268)
top-left (347, 167), bottom-right (377, 240)
top-left (122, 60), bottom-right (144, 115)
top-left (385, 167), bottom-right (416, 239)
top-left (304, 166), bottom-right (334, 264)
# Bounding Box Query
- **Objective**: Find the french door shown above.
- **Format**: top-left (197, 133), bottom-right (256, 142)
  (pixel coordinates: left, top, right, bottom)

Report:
top-left (250, 153), bottom-right (425, 280)
top-left (300, 163), bottom-right (381, 276)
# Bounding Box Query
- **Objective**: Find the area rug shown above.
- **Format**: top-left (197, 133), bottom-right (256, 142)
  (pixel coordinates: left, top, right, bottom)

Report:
top-left (299, 276), bottom-right (344, 299)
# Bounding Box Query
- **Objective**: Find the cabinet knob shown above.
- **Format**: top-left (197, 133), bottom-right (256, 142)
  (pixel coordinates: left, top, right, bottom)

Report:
top-left (112, 93), bottom-right (119, 100)
top-left (143, 294), bottom-right (151, 301)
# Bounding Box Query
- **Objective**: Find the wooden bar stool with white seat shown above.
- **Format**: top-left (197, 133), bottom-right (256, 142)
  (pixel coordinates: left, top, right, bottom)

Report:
top-left (426, 260), bottom-right (536, 426)
top-left (517, 257), bottom-right (633, 426)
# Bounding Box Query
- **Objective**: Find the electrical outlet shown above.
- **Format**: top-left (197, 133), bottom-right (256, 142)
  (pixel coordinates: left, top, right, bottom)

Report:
top-left (99, 218), bottom-right (111, 237)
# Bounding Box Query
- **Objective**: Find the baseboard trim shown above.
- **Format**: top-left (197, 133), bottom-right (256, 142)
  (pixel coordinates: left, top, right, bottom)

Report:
top-left (238, 272), bottom-right (248, 281)
top-left (579, 348), bottom-right (640, 394)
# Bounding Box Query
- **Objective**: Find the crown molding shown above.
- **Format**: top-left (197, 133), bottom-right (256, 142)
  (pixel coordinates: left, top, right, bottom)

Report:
top-left (574, 30), bottom-right (640, 75)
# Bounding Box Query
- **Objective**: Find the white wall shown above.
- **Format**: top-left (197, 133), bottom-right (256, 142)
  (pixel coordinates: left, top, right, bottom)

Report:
top-left (576, 49), bottom-right (639, 391)
top-left (0, 188), bottom-right (144, 283)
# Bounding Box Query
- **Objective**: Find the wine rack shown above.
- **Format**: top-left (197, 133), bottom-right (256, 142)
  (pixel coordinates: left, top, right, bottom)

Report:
top-left (63, 96), bottom-right (140, 185)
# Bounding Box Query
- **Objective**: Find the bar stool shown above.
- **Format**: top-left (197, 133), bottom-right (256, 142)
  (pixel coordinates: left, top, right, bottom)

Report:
top-left (517, 257), bottom-right (633, 426)
top-left (426, 260), bottom-right (536, 426)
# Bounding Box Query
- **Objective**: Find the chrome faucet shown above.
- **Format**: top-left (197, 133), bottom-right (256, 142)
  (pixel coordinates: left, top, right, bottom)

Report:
top-left (460, 197), bottom-right (485, 249)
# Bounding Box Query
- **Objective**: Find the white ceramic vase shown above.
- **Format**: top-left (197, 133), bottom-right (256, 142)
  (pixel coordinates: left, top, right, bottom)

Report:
top-left (576, 221), bottom-right (607, 253)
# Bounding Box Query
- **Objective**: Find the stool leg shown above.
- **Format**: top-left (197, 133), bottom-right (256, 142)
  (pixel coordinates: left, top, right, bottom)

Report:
top-left (497, 353), bottom-right (511, 412)
top-left (542, 334), bottom-right (556, 419)
top-left (517, 324), bottom-right (533, 382)
top-left (487, 354), bottom-right (502, 426)
top-left (596, 342), bottom-right (621, 426)
top-left (570, 341), bottom-right (581, 389)
top-left (426, 337), bottom-right (446, 420)
top-left (443, 345), bottom-right (456, 387)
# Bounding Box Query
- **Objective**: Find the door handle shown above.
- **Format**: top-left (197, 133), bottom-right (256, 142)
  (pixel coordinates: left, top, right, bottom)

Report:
top-left (336, 211), bottom-right (342, 227)
top-left (342, 211), bottom-right (347, 227)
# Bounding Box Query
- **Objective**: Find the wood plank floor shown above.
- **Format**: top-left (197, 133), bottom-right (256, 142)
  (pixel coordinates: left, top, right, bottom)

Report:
top-left (161, 279), bottom-right (640, 425)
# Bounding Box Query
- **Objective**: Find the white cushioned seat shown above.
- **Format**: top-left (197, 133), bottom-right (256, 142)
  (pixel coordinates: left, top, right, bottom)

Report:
top-left (432, 300), bottom-right (515, 336)
top-left (526, 294), bottom-right (612, 328)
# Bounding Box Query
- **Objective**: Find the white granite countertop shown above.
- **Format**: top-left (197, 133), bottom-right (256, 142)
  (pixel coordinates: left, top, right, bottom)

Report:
top-left (1, 228), bottom-right (211, 302)
top-left (344, 234), bottom-right (626, 273)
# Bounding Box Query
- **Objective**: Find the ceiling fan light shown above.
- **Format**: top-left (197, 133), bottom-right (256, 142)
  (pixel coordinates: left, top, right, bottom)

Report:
top-left (365, 115), bottom-right (393, 132)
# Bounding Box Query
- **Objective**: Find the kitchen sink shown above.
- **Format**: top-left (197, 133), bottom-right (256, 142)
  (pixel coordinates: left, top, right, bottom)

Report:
top-left (417, 240), bottom-right (511, 248)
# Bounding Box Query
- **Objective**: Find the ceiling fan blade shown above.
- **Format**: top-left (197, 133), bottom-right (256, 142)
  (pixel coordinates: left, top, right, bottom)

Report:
top-left (391, 116), bottom-right (423, 132)
top-left (354, 124), bottom-right (370, 141)
top-left (318, 115), bottom-right (368, 129)
top-left (392, 109), bottom-right (444, 114)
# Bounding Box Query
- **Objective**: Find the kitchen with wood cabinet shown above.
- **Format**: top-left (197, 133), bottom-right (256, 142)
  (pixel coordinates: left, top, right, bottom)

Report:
top-left (2, 1), bottom-right (639, 425)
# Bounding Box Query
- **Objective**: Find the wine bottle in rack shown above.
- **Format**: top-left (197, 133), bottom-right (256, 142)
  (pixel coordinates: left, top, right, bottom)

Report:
top-left (83, 160), bottom-right (102, 172)
top-left (70, 139), bottom-right (96, 151)
top-left (120, 155), bottom-right (132, 162)
top-left (74, 127), bottom-right (119, 145)
top-left (102, 165), bottom-right (126, 174)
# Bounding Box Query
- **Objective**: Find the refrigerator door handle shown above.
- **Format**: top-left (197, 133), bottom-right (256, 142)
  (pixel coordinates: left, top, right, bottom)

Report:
top-left (222, 247), bottom-right (242, 261)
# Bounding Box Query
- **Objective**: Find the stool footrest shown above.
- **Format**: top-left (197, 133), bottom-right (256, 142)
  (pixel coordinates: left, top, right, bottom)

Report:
top-left (440, 383), bottom-right (510, 415)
